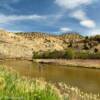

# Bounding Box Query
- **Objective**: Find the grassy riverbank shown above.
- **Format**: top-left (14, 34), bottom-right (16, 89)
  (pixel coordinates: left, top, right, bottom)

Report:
top-left (0, 66), bottom-right (100, 100)
top-left (0, 66), bottom-right (61, 100)
top-left (33, 59), bottom-right (100, 69)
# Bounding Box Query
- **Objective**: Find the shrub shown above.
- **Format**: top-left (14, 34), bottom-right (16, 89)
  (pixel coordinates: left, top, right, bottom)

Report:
top-left (94, 48), bottom-right (98, 53)
top-left (33, 51), bottom-right (65, 59)
top-left (76, 51), bottom-right (100, 59)
top-left (93, 35), bottom-right (100, 43)
top-left (64, 48), bottom-right (76, 59)
top-left (89, 52), bottom-right (100, 59)
top-left (76, 52), bottom-right (90, 59)
top-left (68, 41), bottom-right (73, 48)
top-left (33, 50), bottom-right (100, 59)
top-left (83, 43), bottom-right (90, 50)
top-left (48, 50), bottom-right (65, 59)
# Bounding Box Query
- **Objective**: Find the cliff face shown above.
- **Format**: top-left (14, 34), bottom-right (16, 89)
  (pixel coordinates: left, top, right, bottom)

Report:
top-left (0, 30), bottom-right (33, 60)
top-left (0, 30), bottom-right (99, 60)
top-left (0, 30), bottom-right (67, 60)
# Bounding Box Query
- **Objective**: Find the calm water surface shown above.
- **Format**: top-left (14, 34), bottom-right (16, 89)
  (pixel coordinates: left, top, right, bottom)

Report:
top-left (0, 60), bottom-right (100, 94)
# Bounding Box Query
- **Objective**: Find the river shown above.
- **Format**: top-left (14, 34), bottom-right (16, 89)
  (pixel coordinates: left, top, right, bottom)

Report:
top-left (0, 60), bottom-right (100, 94)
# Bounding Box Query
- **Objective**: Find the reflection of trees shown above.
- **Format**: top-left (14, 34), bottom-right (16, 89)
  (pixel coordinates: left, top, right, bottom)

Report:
top-left (37, 63), bottom-right (43, 76)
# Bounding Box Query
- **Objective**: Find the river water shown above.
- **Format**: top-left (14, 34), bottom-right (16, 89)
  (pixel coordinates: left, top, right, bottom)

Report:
top-left (0, 60), bottom-right (100, 94)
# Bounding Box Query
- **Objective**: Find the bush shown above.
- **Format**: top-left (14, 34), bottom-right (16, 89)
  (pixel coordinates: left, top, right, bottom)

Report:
top-left (76, 52), bottom-right (90, 59)
top-left (83, 43), bottom-right (90, 50)
top-left (33, 50), bottom-right (100, 59)
top-left (33, 50), bottom-right (65, 59)
top-left (89, 53), bottom-right (100, 59)
top-left (64, 48), bottom-right (76, 59)
top-left (92, 35), bottom-right (100, 43)
top-left (48, 50), bottom-right (65, 59)
top-left (76, 52), bottom-right (100, 59)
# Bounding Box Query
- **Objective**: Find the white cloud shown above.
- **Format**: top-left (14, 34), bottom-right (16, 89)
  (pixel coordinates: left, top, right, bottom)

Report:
top-left (0, 14), bottom-right (46, 23)
top-left (71, 10), bottom-right (87, 21)
top-left (60, 27), bottom-right (72, 32)
top-left (55, 0), bottom-right (97, 29)
top-left (55, 0), bottom-right (94, 9)
top-left (80, 20), bottom-right (96, 28)
top-left (71, 10), bottom-right (96, 28)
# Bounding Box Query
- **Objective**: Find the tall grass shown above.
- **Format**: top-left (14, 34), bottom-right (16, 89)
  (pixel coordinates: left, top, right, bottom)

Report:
top-left (0, 66), bottom-right (61, 100)
top-left (0, 66), bottom-right (100, 100)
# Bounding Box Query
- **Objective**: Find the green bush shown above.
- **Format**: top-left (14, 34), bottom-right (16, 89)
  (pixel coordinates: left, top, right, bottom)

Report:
top-left (76, 52), bottom-right (100, 59)
top-left (48, 50), bottom-right (65, 59)
top-left (33, 50), bottom-right (65, 59)
top-left (89, 53), bottom-right (100, 59)
top-left (64, 48), bottom-right (76, 59)
top-left (33, 50), bottom-right (100, 59)
top-left (76, 52), bottom-right (90, 59)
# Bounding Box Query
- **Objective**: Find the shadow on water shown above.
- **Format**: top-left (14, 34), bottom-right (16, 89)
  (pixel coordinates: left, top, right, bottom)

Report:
top-left (0, 60), bottom-right (100, 94)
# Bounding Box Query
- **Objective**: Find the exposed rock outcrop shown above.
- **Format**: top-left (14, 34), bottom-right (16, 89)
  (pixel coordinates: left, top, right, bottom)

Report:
top-left (0, 29), bottom-right (99, 60)
top-left (0, 30), bottom-right (67, 60)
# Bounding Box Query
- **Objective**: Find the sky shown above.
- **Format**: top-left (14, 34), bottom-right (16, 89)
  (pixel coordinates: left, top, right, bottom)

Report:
top-left (0, 0), bottom-right (100, 35)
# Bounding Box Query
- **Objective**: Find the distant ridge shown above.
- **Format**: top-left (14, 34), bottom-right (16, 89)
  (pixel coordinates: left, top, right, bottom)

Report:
top-left (15, 31), bottom-right (84, 41)
top-left (0, 29), bottom-right (99, 60)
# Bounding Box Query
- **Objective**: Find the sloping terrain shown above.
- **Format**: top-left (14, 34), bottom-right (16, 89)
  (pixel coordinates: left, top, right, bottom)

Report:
top-left (0, 30), bottom-right (33, 60)
top-left (0, 29), bottom-right (99, 60)
top-left (0, 30), bottom-right (67, 60)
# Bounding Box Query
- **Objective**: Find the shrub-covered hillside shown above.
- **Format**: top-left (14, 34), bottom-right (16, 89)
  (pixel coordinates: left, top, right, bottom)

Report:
top-left (0, 29), bottom-right (100, 60)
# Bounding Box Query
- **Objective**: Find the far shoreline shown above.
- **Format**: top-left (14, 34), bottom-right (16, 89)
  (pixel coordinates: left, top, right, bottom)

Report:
top-left (0, 58), bottom-right (100, 69)
top-left (33, 59), bottom-right (100, 69)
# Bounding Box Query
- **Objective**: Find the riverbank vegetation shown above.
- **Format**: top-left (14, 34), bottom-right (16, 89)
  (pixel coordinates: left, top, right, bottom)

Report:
top-left (0, 66), bottom-right (60, 100)
top-left (33, 49), bottom-right (100, 59)
top-left (0, 66), bottom-right (100, 100)
top-left (0, 29), bottom-right (100, 60)
top-left (33, 35), bottom-right (100, 59)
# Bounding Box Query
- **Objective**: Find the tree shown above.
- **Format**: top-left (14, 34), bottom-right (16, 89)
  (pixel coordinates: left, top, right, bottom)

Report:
top-left (65, 48), bottom-right (75, 59)
top-left (68, 40), bottom-right (73, 48)
top-left (94, 48), bottom-right (98, 53)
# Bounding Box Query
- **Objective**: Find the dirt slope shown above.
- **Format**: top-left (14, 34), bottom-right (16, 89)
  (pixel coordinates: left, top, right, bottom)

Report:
top-left (0, 30), bottom-right (66, 60)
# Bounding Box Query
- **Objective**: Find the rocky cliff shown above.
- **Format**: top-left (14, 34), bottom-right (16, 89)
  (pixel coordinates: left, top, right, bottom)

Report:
top-left (0, 30), bottom-right (68, 60)
top-left (0, 29), bottom-right (99, 60)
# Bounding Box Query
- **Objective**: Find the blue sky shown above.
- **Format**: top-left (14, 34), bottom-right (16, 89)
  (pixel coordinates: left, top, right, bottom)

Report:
top-left (0, 0), bottom-right (100, 35)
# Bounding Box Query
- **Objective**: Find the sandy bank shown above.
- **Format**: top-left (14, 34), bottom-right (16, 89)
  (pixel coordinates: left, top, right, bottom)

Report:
top-left (33, 59), bottom-right (100, 69)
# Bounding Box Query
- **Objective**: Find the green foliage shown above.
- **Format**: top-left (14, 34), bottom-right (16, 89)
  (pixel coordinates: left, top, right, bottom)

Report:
top-left (0, 66), bottom-right (99, 100)
top-left (64, 48), bottom-right (76, 59)
top-left (33, 49), bottom-right (100, 59)
top-left (33, 50), bottom-right (65, 59)
top-left (90, 35), bottom-right (100, 43)
top-left (75, 52), bottom-right (90, 59)
top-left (88, 52), bottom-right (100, 59)
top-left (75, 52), bottom-right (100, 59)
top-left (83, 43), bottom-right (90, 50)
top-left (48, 50), bottom-right (65, 59)
top-left (68, 41), bottom-right (73, 48)
top-left (94, 48), bottom-right (98, 53)
top-left (0, 66), bottom-right (60, 100)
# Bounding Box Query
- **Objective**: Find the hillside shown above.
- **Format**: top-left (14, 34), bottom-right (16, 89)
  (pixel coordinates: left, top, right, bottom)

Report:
top-left (0, 30), bottom-right (66, 60)
top-left (0, 29), bottom-right (99, 60)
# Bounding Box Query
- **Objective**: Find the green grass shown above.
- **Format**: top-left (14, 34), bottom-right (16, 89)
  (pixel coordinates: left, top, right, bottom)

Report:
top-left (0, 66), bottom-right (100, 100)
top-left (0, 66), bottom-right (61, 100)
